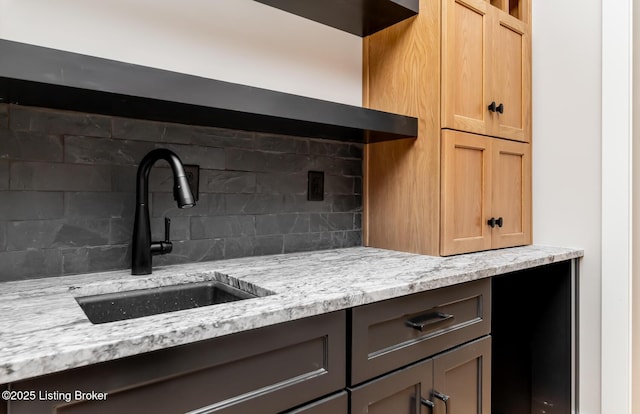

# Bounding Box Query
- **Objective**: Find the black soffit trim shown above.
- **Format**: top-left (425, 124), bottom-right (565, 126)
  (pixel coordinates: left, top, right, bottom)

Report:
top-left (254, 0), bottom-right (419, 37)
top-left (0, 40), bottom-right (417, 144)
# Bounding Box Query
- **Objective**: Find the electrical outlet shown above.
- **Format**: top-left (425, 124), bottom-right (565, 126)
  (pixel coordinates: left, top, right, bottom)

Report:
top-left (307, 171), bottom-right (324, 201)
top-left (184, 165), bottom-right (200, 202)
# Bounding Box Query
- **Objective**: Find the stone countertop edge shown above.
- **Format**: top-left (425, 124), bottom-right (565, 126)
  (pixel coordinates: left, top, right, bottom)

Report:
top-left (0, 245), bottom-right (583, 384)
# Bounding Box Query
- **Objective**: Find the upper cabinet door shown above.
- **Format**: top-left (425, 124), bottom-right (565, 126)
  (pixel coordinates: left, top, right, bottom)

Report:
top-left (442, 0), bottom-right (531, 142)
top-left (491, 139), bottom-right (531, 248)
top-left (490, 13), bottom-right (531, 142)
top-left (442, 0), bottom-right (491, 136)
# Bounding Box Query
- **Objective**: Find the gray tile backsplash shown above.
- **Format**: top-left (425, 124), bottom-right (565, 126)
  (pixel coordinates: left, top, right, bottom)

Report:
top-left (0, 104), bottom-right (363, 281)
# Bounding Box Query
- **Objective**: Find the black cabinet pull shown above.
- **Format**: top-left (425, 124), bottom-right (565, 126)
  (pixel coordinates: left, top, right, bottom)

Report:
top-left (433, 391), bottom-right (450, 414)
top-left (488, 102), bottom-right (504, 113)
top-left (488, 217), bottom-right (504, 228)
top-left (421, 398), bottom-right (435, 411)
top-left (406, 311), bottom-right (454, 331)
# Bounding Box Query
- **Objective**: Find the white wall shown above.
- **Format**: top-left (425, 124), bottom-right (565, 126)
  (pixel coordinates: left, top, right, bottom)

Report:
top-left (532, 1), bottom-right (603, 413)
top-left (601, 1), bottom-right (634, 413)
top-left (0, 0), bottom-right (362, 106)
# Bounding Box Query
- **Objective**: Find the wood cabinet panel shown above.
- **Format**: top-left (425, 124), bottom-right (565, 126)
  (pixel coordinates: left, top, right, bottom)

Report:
top-left (441, 131), bottom-right (531, 255)
top-left (491, 139), bottom-right (531, 248)
top-left (441, 130), bottom-right (492, 255)
top-left (442, 0), bottom-right (491, 135)
top-left (442, 0), bottom-right (530, 142)
top-left (363, 0), bottom-right (441, 255)
top-left (492, 14), bottom-right (531, 142)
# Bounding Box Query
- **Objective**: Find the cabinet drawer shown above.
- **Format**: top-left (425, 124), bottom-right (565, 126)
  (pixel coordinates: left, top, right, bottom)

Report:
top-left (10, 311), bottom-right (346, 414)
top-left (350, 279), bottom-right (490, 385)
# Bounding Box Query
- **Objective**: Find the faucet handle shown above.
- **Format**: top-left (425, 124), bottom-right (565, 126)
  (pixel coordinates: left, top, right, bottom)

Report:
top-left (151, 217), bottom-right (173, 256)
top-left (164, 217), bottom-right (171, 243)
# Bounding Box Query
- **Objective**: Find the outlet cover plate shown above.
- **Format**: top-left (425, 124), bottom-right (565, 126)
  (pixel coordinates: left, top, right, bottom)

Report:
top-left (307, 171), bottom-right (324, 201)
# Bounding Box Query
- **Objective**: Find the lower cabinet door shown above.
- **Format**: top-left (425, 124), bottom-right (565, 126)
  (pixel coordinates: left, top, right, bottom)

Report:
top-left (8, 312), bottom-right (345, 414)
top-left (349, 359), bottom-right (434, 414)
top-left (284, 391), bottom-right (348, 414)
top-left (432, 336), bottom-right (491, 414)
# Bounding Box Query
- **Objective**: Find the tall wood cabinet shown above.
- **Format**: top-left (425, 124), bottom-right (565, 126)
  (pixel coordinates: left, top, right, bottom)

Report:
top-left (364, 0), bottom-right (532, 256)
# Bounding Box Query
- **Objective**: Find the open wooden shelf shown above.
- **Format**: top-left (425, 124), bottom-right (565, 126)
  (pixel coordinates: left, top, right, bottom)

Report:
top-left (255, 0), bottom-right (419, 37)
top-left (0, 40), bottom-right (417, 144)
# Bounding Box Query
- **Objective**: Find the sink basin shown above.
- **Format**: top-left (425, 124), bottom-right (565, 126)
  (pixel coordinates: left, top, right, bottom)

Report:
top-left (76, 281), bottom-right (259, 324)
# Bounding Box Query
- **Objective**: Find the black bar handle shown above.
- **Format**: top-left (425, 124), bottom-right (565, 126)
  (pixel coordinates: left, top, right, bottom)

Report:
top-left (488, 101), bottom-right (497, 112)
top-left (433, 391), bottom-right (450, 414)
top-left (496, 103), bottom-right (504, 113)
top-left (406, 311), bottom-right (454, 332)
top-left (421, 398), bottom-right (435, 412)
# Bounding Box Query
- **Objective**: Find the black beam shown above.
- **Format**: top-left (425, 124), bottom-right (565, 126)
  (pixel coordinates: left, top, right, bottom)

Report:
top-left (0, 40), bottom-right (417, 144)
top-left (254, 0), bottom-right (419, 37)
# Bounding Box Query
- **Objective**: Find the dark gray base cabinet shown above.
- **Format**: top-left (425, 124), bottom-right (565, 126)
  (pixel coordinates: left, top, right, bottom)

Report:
top-left (350, 336), bottom-right (491, 414)
top-left (8, 312), bottom-right (346, 414)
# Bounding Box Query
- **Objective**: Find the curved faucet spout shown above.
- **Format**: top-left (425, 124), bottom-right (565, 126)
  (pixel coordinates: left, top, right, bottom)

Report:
top-left (132, 148), bottom-right (195, 275)
top-left (136, 148), bottom-right (195, 208)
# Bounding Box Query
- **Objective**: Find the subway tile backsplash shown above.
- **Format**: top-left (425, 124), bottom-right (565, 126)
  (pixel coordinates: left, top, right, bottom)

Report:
top-left (0, 104), bottom-right (362, 281)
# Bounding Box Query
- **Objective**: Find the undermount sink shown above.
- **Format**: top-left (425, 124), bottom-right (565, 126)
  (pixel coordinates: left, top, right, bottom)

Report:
top-left (76, 281), bottom-right (261, 324)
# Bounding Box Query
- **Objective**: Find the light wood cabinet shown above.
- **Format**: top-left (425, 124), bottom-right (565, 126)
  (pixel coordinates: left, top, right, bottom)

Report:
top-left (442, 0), bottom-right (531, 142)
top-left (364, 0), bottom-right (531, 256)
top-left (440, 130), bottom-right (531, 255)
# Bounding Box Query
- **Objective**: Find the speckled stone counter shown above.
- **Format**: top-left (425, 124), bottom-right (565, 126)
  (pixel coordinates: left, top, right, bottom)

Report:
top-left (0, 245), bottom-right (582, 384)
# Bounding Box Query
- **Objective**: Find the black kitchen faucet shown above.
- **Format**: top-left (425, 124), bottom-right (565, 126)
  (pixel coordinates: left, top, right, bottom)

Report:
top-left (131, 149), bottom-right (195, 275)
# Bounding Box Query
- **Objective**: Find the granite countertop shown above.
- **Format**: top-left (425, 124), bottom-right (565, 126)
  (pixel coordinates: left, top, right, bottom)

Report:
top-left (0, 245), bottom-right (583, 384)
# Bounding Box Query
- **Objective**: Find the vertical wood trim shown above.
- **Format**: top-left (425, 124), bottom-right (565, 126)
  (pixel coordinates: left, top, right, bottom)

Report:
top-left (362, 36), bottom-right (371, 246)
